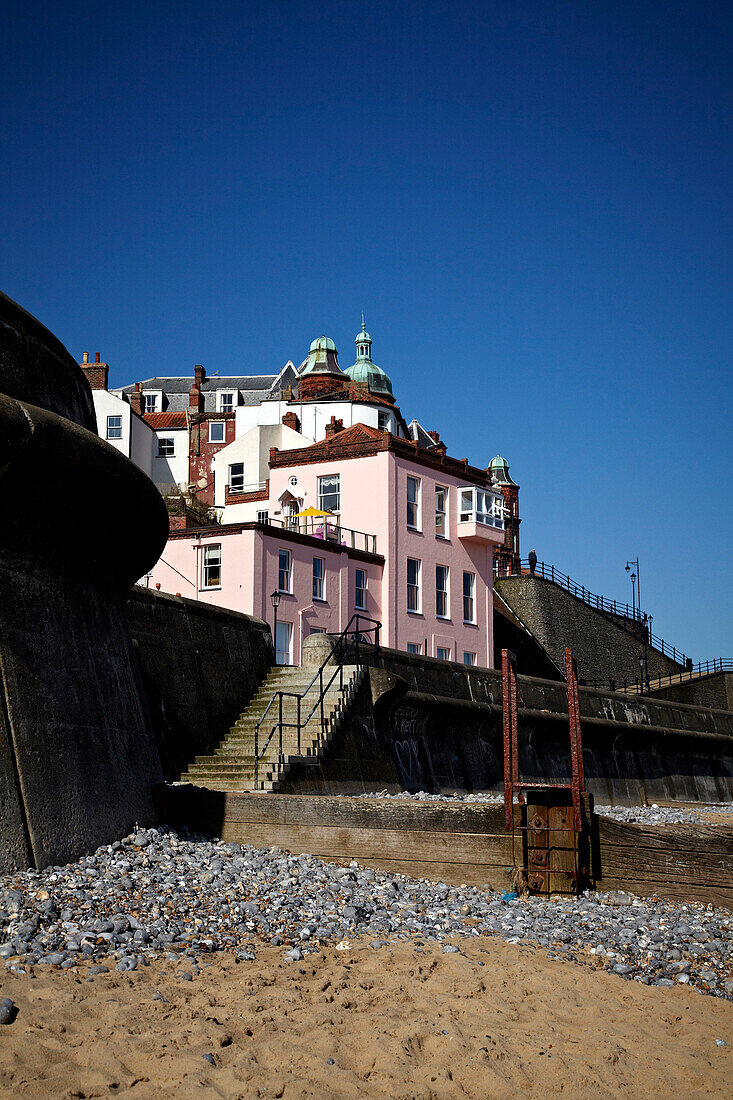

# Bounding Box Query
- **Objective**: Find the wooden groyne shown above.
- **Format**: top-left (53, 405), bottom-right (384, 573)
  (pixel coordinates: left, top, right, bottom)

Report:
top-left (161, 787), bottom-right (733, 910)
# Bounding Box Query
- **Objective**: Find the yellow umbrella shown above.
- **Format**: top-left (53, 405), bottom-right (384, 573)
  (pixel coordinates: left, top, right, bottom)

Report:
top-left (295, 506), bottom-right (332, 518)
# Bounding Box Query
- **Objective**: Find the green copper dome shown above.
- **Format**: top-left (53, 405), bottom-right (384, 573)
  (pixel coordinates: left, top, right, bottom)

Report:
top-left (490, 454), bottom-right (508, 469)
top-left (309, 335), bottom-right (337, 353)
top-left (489, 454), bottom-right (517, 487)
top-left (300, 334), bottom-right (344, 377)
top-left (344, 316), bottom-right (394, 397)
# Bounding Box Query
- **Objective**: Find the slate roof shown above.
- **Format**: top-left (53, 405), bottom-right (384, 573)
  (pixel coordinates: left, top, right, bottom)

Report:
top-left (114, 364), bottom-right (299, 414)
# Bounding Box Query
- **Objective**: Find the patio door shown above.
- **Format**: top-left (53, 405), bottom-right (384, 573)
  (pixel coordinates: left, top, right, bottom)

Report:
top-left (275, 621), bottom-right (292, 665)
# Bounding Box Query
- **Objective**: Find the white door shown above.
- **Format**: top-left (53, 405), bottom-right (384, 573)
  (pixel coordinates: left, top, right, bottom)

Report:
top-left (275, 621), bottom-right (292, 665)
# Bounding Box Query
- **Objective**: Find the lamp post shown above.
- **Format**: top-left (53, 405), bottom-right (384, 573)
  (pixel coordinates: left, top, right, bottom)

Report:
top-left (625, 558), bottom-right (641, 619)
top-left (270, 589), bottom-right (281, 663)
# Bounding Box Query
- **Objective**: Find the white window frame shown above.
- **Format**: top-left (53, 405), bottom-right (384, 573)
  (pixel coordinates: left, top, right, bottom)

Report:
top-left (436, 646), bottom-right (452, 662)
top-left (435, 485), bottom-right (448, 538)
top-left (378, 410), bottom-right (390, 432)
top-left (463, 651), bottom-right (477, 666)
top-left (278, 548), bottom-right (292, 594)
top-left (459, 486), bottom-right (505, 529)
top-left (354, 568), bottom-right (367, 610)
top-left (312, 557), bottom-right (325, 601)
top-left (209, 421), bottom-right (226, 444)
top-left (201, 544), bottom-right (222, 589)
top-left (318, 473), bottom-right (340, 514)
top-left (143, 393), bottom-right (159, 414)
top-left (106, 415), bottom-right (122, 440)
top-left (218, 390), bottom-right (235, 412)
top-left (407, 642), bottom-right (422, 654)
top-left (407, 557), bottom-right (421, 613)
top-left (229, 462), bottom-right (245, 493)
top-left (435, 564), bottom-right (449, 619)
top-left (157, 437), bottom-right (174, 457)
top-left (406, 475), bottom-right (421, 530)
top-left (463, 571), bottom-right (476, 624)
top-left (256, 509), bottom-right (269, 524)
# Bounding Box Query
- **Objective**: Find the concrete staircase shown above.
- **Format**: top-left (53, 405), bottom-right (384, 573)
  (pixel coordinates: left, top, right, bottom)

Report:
top-left (179, 663), bottom-right (364, 792)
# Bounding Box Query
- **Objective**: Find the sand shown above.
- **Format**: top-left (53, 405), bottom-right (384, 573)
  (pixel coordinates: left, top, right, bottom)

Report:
top-left (0, 935), bottom-right (730, 1099)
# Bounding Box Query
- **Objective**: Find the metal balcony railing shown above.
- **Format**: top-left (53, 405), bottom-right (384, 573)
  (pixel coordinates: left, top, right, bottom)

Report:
top-left (262, 517), bottom-right (378, 555)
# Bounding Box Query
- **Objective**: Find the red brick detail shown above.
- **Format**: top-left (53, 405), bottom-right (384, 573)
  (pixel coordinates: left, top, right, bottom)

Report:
top-left (194, 363), bottom-right (206, 385)
top-left (324, 415), bottom-right (344, 437)
top-left (189, 382), bottom-right (203, 412)
top-left (169, 514), bottom-right (188, 530)
top-left (297, 375), bottom-right (345, 400)
top-left (80, 361), bottom-right (109, 390)
top-left (129, 383), bottom-right (143, 415)
top-left (282, 411), bottom-right (300, 432)
top-left (427, 430), bottom-right (441, 444)
top-left (188, 414), bottom-right (237, 506)
top-left (269, 423), bottom-right (492, 487)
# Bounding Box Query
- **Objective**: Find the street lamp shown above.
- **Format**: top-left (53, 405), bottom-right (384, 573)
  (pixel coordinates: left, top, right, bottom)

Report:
top-left (625, 558), bottom-right (641, 619)
top-left (270, 589), bottom-right (281, 663)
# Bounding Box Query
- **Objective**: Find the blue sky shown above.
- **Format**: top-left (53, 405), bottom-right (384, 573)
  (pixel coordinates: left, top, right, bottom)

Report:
top-left (3, 1), bottom-right (731, 658)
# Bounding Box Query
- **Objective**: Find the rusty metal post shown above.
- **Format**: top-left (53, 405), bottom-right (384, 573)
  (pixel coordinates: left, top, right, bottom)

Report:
top-left (502, 649), bottom-right (518, 833)
top-left (565, 648), bottom-right (585, 832)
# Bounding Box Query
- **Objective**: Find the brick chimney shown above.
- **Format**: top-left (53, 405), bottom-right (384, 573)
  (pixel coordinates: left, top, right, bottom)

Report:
top-left (282, 411), bottom-right (300, 433)
top-left (194, 363), bottom-right (206, 385)
top-left (189, 381), bottom-right (203, 413)
top-left (324, 415), bottom-right (344, 438)
top-left (129, 382), bottom-right (143, 415)
top-left (427, 430), bottom-right (440, 444)
top-left (79, 351), bottom-right (109, 390)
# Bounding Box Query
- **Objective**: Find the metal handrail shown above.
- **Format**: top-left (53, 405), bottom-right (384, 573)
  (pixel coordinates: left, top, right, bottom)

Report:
top-left (262, 517), bottom-right (378, 554)
top-left (581, 657), bottom-right (733, 695)
top-left (500, 559), bottom-right (690, 666)
top-left (254, 614), bottom-right (381, 787)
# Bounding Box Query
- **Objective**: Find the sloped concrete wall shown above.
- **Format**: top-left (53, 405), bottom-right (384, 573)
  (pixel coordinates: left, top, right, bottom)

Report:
top-left (495, 576), bottom-right (683, 683)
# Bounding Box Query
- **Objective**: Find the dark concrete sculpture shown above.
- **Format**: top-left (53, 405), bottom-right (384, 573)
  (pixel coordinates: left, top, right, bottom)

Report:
top-left (0, 291), bottom-right (169, 872)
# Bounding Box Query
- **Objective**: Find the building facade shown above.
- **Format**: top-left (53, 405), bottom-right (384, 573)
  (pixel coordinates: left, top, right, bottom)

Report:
top-left (82, 323), bottom-right (521, 665)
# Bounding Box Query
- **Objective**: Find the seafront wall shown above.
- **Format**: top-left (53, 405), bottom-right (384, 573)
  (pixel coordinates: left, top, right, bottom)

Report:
top-left (128, 588), bottom-right (273, 781)
top-left (275, 646), bottom-right (733, 805)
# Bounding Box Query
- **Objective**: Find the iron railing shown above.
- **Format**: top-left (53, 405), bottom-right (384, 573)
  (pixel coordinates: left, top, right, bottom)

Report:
top-left (499, 559), bottom-right (689, 666)
top-left (254, 614), bottom-right (381, 787)
top-left (261, 517), bottom-right (378, 555)
top-left (582, 658), bottom-right (732, 695)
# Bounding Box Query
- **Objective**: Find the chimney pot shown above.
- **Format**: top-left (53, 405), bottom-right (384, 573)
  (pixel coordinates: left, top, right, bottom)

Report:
top-left (95, 352), bottom-right (100, 363)
top-left (82, 351), bottom-right (89, 364)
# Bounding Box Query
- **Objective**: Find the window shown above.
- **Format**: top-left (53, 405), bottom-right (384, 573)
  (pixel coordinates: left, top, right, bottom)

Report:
top-left (278, 549), bottom-right (292, 593)
top-left (157, 437), bottom-right (174, 457)
top-left (355, 568), bottom-right (366, 610)
top-left (229, 462), bottom-right (245, 493)
top-left (218, 391), bottom-right (235, 412)
top-left (312, 557), bottom-right (324, 600)
top-left (378, 411), bottom-right (390, 432)
top-left (256, 509), bottom-right (269, 524)
top-left (463, 571), bottom-right (476, 623)
top-left (406, 476), bottom-right (420, 530)
top-left (407, 557), bottom-right (421, 612)
top-left (436, 565), bottom-right (449, 618)
top-left (436, 646), bottom-right (451, 662)
top-left (459, 486), bottom-right (504, 528)
top-left (143, 394), bottom-right (158, 414)
top-left (202, 544), bottom-right (221, 589)
top-left (463, 652), bottom-right (477, 666)
top-left (106, 415), bottom-right (122, 439)
top-left (209, 421), bottom-right (226, 443)
top-left (407, 642), bottom-right (421, 654)
top-left (309, 627), bottom-right (326, 635)
top-left (435, 486), bottom-right (447, 537)
top-left (318, 473), bottom-right (340, 514)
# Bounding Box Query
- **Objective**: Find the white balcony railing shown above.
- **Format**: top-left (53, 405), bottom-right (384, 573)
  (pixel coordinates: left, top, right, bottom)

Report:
top-left (263, 516), bottom-right (378, 555)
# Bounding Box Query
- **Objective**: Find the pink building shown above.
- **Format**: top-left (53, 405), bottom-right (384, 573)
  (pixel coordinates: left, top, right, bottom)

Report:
top-left (148, 421), bottom-right (506, 667)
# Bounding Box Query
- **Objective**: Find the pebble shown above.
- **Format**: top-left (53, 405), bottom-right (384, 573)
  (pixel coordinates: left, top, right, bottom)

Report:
top-left (0, 824), bottom-right (729, 999)
top-left (0, 998), bottom-right (16, 1025)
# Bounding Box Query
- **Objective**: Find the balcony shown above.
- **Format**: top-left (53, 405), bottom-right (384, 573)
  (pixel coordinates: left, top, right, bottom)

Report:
top-left (262, 516), bottom-right (378, 555)
top-left (456, 487), bottom-right (506, 544)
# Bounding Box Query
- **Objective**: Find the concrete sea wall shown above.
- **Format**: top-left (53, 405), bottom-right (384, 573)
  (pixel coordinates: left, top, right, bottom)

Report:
top-left (128, 588), bottom-right (273, 781)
